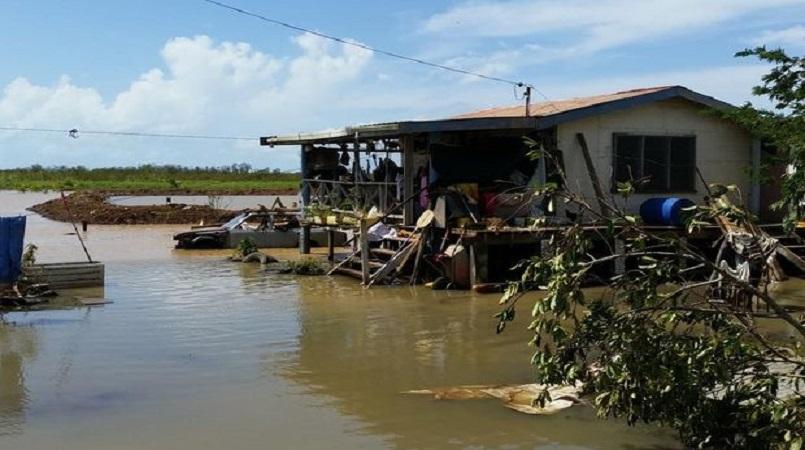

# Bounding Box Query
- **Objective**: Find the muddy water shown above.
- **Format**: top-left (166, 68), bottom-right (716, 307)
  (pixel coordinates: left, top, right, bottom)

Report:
top-left (0, 191), bottom-right (688, 449)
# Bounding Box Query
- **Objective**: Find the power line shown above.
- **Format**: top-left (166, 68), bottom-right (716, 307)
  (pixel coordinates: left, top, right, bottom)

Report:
top-left (201, 0), bottom-right (530, 88)
top-left (0, 126), bottom-right (256, 141)
top-left (201, 0), bottom-right (562, 113)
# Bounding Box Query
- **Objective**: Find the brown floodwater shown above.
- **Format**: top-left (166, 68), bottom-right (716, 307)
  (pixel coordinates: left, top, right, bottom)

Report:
top-left (0, 190), bottom-right (729, 449)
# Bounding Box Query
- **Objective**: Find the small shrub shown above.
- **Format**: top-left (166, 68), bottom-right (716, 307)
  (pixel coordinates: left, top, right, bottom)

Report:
top-left (207, 195), bottom-right (231, 210)
top-left (233, 238), bottom-right (258, 259)
top-left (284, 258), bottom-right (326, 275)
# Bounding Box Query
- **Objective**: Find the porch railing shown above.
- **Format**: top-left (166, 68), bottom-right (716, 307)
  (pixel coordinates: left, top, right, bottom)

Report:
top-left (303, 179), bottom-right (398, 215)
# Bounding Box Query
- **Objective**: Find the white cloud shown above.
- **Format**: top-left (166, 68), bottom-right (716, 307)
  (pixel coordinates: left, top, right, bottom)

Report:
top-left (0, 30), bottom-right (777, 169)
top-left (425, 0), bottom-right (805, 57)
top-left (0, 34), bottom-right (372, 168)
top-left (753, 25), bottom-right (805, 48)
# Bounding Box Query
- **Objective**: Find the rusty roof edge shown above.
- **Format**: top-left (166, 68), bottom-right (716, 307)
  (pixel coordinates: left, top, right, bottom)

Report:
top-left (534, 86), bottom-right (735, 129)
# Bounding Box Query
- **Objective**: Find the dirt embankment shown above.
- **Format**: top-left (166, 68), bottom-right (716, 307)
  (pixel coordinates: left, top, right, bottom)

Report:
top-left (28, 191), bottom-right (244, 225)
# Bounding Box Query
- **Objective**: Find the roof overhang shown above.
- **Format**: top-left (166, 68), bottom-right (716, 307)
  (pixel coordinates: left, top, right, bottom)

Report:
top-left (261, 117), bottom-right (539, 146)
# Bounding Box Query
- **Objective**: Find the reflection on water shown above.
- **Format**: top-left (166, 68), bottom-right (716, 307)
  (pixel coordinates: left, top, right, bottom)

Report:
top-left (0, 322), bottom-right (37, 436)
top-left (0, 191), bottom-right (714, 449)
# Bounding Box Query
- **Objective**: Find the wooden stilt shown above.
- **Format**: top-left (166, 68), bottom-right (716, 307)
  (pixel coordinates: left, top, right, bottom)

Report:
top-left (360, 219), bottom-right (370, 285)
top-left (327, 229), bottom-right (335, 262)
top-left (300, 224), bottom-right (311, 255)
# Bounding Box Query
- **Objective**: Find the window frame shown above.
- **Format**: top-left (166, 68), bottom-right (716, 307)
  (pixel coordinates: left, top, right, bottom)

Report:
top-left (611, 133), bottom-right (697, 194)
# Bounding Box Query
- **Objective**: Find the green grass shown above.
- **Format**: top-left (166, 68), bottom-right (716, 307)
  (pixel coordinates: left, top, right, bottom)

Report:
top-left (0, 165), bottom-right (300, 193)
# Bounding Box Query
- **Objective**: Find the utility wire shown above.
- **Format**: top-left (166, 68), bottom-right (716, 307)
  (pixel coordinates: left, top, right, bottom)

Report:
top-left (2, 1), bottom-right (561, 139)
top-left (0, 126), bottom-right (256, 141)
top-left (201, 0), bottom-right (530, 88)
top-left (201, 0), bottom-right (561, 113)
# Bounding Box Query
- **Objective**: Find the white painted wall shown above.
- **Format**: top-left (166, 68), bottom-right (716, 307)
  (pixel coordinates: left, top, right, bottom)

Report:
top-left (556, 98), bottom-right (753, 215)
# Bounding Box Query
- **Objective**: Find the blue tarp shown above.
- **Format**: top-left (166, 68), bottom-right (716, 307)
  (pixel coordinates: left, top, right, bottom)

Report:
top-left (0, 216), bottom-right (26, 284)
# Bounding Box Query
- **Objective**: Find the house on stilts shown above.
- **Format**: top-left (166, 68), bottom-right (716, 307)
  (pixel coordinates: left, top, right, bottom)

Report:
top-left (262, 86), bottom-right (800, 289)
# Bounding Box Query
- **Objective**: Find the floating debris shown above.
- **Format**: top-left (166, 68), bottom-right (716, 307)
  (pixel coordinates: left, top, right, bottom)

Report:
top-left (403, 383), bottom-right (582, 415)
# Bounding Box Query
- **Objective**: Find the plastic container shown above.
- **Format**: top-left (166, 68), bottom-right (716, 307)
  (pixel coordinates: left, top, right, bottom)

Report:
top-left (639, 197), bottom-right (694, 226)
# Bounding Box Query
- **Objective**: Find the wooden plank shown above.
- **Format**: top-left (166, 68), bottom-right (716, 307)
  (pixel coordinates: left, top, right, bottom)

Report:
top-left (777, 245), bottom-right (805, 273)
top-left (367, 242), bottom-right (417, 287)
top-left (334, 267), bottom-right (364, 279)
top-left (327, 248), bottom-right (361, 276)
top-left (370, 248), bottom-right (397, 258)
top-left (359, 219), bottom-right (371, 285)
top-left (24, 262), bottom-right (104, 288)
top-left (410, 228), bottom-right (429, 285)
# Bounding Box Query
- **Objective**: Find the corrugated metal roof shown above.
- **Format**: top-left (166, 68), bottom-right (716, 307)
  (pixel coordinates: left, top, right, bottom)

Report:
top-left (261, 86), bottom-right (733, 146)
top-left (452, 86), bottom-right (675, 119)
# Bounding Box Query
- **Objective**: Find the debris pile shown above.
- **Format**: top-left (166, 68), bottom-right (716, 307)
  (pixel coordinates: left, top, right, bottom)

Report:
top-left (404, 383), bottom-right (582, 415)
top-left (29, 191), bottom-right (238, 225)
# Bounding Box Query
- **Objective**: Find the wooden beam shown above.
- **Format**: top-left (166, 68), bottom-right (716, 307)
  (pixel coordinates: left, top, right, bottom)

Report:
top-left (576, 132), bottom-right (612, 217)
top-left (402, 136), bottom-right (415, 226)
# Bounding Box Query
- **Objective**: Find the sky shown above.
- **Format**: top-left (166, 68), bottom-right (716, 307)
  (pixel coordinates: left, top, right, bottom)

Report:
top-left (0, 0), bottom-right (804, 170)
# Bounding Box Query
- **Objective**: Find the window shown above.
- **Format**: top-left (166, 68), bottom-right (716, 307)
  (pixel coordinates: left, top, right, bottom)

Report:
top-left (613, 134), bottom-right (696, 192)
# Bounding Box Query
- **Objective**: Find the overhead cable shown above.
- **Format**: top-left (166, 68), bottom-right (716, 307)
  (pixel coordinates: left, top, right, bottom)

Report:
top-left (0, 126), bottom-right (256, 141)
top-left (201, 0), bottom-right (531, 88)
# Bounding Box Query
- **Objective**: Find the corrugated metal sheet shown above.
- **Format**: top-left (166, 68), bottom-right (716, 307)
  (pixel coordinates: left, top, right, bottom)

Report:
top-left (452, 86), bottom-right (673, 119)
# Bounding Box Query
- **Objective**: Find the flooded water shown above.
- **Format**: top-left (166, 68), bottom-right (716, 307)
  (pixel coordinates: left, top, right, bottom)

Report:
top-left (108, 194), bottom-right (299, 210)
top-left (0, 191), bottom-right (690, 449)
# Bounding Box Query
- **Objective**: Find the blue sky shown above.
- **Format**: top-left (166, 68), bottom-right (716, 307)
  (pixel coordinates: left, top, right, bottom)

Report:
top-left (1, 0), bottom-right (803, 170)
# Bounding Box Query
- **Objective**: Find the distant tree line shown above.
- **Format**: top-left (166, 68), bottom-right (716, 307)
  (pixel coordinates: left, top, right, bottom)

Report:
top-left (0, 164), bottom-right (301, 192)
top-left (7, 163), bottom-right (299, 177)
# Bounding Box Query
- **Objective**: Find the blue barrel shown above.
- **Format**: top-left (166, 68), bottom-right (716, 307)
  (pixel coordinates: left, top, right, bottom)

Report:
top-left (0, 216), bottom-right (26, 283)
top-left (639, 198), bottom-right (694, 226)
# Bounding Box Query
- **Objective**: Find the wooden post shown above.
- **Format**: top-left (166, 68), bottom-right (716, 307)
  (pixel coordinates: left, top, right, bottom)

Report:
top-left (300, 224), bottom-right (311, 255)
top-left (300, 144), bottom-right (312, 207)
top-left (474, 242), bottom-right (488, 283)
top-left (353, 136), bottom-right (360, 181)
top-left (401, 136), bottom-right (415, 226)
top-left (359, 219), bottom-right (370, 285)
top-left (469, 244), bottom-right (477, 287)
top-left (576, 132), bottom-right (612, 216)
top-left (327, 229), bottom-right (335, 262)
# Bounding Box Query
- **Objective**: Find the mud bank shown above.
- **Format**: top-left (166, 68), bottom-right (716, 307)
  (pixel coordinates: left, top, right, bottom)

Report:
top-left (28, 191), bottom-right (241, 225)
